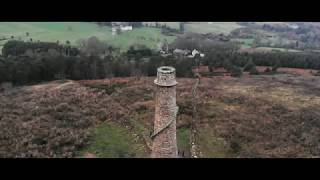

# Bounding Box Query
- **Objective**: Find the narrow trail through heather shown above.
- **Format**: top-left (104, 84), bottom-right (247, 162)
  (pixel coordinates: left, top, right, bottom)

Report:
top-left (190, 70), bottom-right (202, 158)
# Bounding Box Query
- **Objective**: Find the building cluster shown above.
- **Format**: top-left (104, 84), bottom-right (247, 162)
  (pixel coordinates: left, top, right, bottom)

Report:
top-left (170, 48), bottom-right (205, 58)
top-left (160, 48), bottom-right (205, 58)
top-left (111, 22), bottom-right (133, 35)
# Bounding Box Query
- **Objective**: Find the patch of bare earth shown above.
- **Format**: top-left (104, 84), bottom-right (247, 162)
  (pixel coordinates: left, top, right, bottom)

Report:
top-left (83, 152), bottom-right (96, 158)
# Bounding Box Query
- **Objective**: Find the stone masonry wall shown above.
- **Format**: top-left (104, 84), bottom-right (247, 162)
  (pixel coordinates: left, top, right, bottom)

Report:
top-left (151, 66), bottom-right (178, 158)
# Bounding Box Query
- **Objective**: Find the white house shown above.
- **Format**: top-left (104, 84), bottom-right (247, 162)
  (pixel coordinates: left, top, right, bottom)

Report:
top-left (189, 49), bottom-right (205, 58)
top-left (288, 24), bottom-right (299, 29)
top-left (173, 49), bottom-right (190, 56)
top-left (192, 49), bottom-right (199, 57)
top-left (120, 26), bottom-right (133, 31)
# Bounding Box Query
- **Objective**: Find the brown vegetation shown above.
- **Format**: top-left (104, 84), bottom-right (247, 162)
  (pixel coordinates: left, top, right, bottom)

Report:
top-left (1, 74), bottom-right (320, 158)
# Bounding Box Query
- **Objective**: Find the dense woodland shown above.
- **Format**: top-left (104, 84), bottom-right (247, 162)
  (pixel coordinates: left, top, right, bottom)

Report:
top-left (1, 35), bottom-right (320, 85)
top-left (0, 40), bottom-right (195, 85)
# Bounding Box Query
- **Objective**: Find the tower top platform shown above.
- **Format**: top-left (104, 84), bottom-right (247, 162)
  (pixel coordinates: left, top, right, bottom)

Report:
top-left (154, 66), bottom-right (178, 87)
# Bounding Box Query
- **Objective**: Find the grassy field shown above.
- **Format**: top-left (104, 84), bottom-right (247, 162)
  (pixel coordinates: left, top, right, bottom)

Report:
top-left (0, 22), bottom-right (176, 52)
top-left (0, 22), bottom-right (246, 54)
top-left (240, 47), bottom-right (303, 53)
top-left (185, 22), bottom-right (243, 35)
top-left (143, 22), bottom-right (243, 35)
top-left (1, 22), bottom-right (304, 53)
top-left (254, 22), bottom-right (291, 26)
top-left (255, 47), bottom-right (302, 52)
top-left (233, 38), bottom-right (254, 48)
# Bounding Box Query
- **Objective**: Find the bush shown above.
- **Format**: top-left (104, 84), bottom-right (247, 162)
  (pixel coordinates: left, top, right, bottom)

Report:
top-left (230, 66), bottom-right (243, 77)
top-left (243, 59), bottom-right (255, 72)
top-left (223, 59), bottom-right (233, 71)
top-left (249, 66), bottom-right (259, 75)
top-left (230, 139), bottom-right (242, 154)
top-left (2, 40), bottom-right (65, 57)
top-left (272, 59), bottom-right (281, 72)
top-left (264, 67), bottom-right (271, 73)
top-left (262, 67), bottom-right (277, 75)
top-left (86, 83), bottom-right (127, 95)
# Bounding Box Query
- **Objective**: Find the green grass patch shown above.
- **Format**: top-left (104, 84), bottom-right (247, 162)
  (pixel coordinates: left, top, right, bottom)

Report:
top-left (185, 22), bottom-right (243, 35)
top-left (86, 83), bottom-right (127, 95)
top-left (198, 127), bottom-right (235, 158)
top-left (177, 127), bottom-right (191, 154)
top-left (198, 101), bottom-right (226, 119)
top-left (145, 22), bottom-right (243, 35)
top-left (233, 38), bottom-right (254, 49)
top-left (108, 27), bottom-right (176, 52)
top-left (77, 122), bottom-right (147, 158)
top-left (255, 47), bottom-right (302, 53)
top-left (177, 100), bottom-right (193, 115)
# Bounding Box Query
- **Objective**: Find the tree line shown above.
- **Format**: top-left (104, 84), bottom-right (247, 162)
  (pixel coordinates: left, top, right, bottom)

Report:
top-left (2, 40), bottom-right (79, 58)
top-left (170, 33), bottom-right (320, 70)
top-left (202, 50), bottom-right (320, 70)
top-left (0, 54), bottom-right (195, 85)
top-left (0, 40), bottom-right (195, 85)
top-left (1, 37), bottom-right (320, 85)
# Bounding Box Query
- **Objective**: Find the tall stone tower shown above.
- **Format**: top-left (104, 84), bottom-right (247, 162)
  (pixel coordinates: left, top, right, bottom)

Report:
top-left (151, 66), bottom-right (178, 158)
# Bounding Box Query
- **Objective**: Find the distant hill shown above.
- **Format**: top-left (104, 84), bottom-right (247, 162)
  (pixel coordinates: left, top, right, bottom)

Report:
top-left (0, 22), bottom-right (176, 53)
top-left (2, 22), bottom-right (320, 54)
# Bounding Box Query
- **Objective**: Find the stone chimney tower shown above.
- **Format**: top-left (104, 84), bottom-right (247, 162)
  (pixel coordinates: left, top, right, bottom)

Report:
top-left (151, 66), bottom-right (178, 158)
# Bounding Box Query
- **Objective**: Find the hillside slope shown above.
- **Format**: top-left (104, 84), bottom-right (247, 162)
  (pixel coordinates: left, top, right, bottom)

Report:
top-left (1, 74), bottom-right (320, 158)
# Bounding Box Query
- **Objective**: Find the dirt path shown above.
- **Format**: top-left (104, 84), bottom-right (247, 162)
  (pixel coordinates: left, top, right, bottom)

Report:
top-left (190, 70), bottom-right (202, 158)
